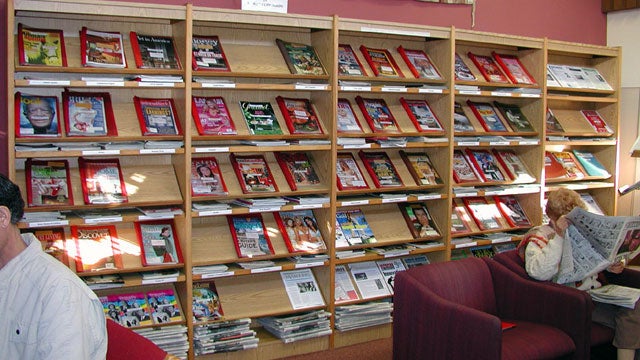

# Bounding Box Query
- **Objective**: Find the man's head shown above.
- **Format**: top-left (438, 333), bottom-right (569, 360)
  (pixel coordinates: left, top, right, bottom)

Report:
top-left (24, 98), bottom-right (55, 130)
top-left (0, 174), bottom-right (25, 224)
top-left (545, 188), bottom-right (586, 223)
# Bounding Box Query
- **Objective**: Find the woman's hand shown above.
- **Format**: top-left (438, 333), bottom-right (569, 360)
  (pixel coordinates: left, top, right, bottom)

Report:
top-left (607, 260), bottom-right (625, 274)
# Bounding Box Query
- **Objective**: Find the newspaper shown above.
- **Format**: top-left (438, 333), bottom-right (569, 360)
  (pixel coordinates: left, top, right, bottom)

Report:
top-left (556, 207), bottom-right (640, 284)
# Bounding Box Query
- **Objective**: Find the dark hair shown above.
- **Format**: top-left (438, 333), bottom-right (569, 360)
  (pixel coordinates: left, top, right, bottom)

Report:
top-left (0, 173), bottom-right (25, 224)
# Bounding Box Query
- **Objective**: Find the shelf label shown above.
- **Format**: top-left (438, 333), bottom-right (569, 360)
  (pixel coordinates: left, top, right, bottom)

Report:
top-left (342, 144), bottom-right (372, 149)
top-left (490, 91), bottom-right (513, 97)
top-left (519, 93), bottom-right (540, 98)
top-left (137, 82), bottom-right (177, 87)
top-left (201, 271), bottom-right (235, 279)
top-left (241, 0), bottom-right (287, 13)
top-left (141, 277), bottom-right (178, 285)
top-left (414, 193), bottom-right (441, 200)
top-left (140, 148), bottom-right (176, 154)
top-left (292, 204), bottom-right (324, 210)
top-left (381, 196), bottom-right (408, 203)
top-left (457, 141), bottom-right (480, 146)
top-left (84, 216), bottom-right (123, 224)
top-left (340, 199), bottom-right (370, 206)
top-left (27, 220), bottom-right (69, 227)
top-left (381, 86), bottom-right (407, 93)
top-left (295, 84), bottom-right (328, 90)
top-left (489, 141), bottom-right (510, 146)
top-left (418, 88), bottom-right (444, 94)
top-left (249, 207), bottom-right (282, 213)
top-left (294, 262), bottom-right (325, 268)
top-left (491, 237), bottom-right (512, 244)
top-left (195, 147), bottom-right (230, 153)
top-left (456, 241), bottom-right (478, 248)
top-left (85, 81), bottom-right (125, 87)
top-left (138, 214), bottom-right (175, 220)
top-left (340, 86), bottom-right (371, 92)
top-left (27, 79), bottom-right (71, 86)
top-left (201, 82), bottom-right (236, 88)
top-left (250, 266), bottom-right (282, 273)
top-left (384, 251), bottom-right (410, 258)
top-left (197, 209), bottom-right (233, 216)
top-left (457, 90), bottom-right (482, 95)
top-left (82, 150), bottom-right (120, 156)
top-left (517, 140), bottom-right (540, 145)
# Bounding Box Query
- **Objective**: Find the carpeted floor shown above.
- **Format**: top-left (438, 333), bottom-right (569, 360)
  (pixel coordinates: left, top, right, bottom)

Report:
top-left (279, 337), bottom-right (393, 360)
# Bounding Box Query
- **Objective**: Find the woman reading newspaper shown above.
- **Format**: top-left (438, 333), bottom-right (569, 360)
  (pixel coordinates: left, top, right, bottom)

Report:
top-left (516, 188), bottom-right (640, 360)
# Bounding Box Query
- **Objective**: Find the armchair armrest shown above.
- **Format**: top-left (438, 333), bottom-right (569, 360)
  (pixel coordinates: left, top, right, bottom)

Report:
top-left (394, 271), bottom-right (502, 360)
top-left (604, 267), bottom-right (640, 288)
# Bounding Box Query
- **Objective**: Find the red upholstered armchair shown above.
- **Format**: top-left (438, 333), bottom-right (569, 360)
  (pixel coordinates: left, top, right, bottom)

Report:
top-left (493, 249), bottom-right (640, 359)
top-left (106, 319), bottom-right (177, 360)
top-left (393, 257), bottom-right (590, 360)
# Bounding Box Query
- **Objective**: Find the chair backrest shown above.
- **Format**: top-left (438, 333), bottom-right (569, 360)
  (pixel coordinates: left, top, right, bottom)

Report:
top-left (404, 257), bottom-right (497, 315)
top-left (106, 319), bottom-right (168, 360)
top-left (493, 249), bottom-right (529, 278)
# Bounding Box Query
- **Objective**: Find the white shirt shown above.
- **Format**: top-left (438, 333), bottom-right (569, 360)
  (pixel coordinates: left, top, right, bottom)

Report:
top-left (0, 233), bottom-right (107, 360)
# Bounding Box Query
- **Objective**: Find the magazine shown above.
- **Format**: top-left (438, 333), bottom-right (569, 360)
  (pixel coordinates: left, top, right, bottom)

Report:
top-left (192, 35), bottom-right (230, 71)
top-left (17, 23), bottom-right (67, 66)
top-left (556, 207), bottom-right (640, 284)
top-left (280, 269), bottom-right (326, 309)
top-left (191, 96), bottom-right (236, 135)
top-left (134, 220), bottom-right (183, 266)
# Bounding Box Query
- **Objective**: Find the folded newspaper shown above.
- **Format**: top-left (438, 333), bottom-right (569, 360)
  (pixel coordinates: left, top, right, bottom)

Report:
top-left (556, 207), bottom-right (640, 284)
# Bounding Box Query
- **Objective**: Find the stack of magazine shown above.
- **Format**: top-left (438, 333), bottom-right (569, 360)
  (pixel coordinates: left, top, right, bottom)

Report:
top-left (133, 325), bottom-right (189, 359)
top-left (257, 310), bottom-right (332, 343)
top-left (193, 318), bottom-right (258, 355)
top-left (334, 300), bottom-right (393, 331)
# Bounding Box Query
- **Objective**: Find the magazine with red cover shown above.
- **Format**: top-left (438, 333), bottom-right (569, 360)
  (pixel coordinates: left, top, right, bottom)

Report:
top-left (467, 52), bottom-right (510, 83)
top-left (62, 90), bottom-right (117, 137)
top-left (134, 219), bottom-right (183, 266)
top-left (336, 152), bottom-right (369, 190)
top-left (465, 149), bottom-right (507, 182)
top-left (494, 195), bottom-right (532, 228)
top-left (454, 53), bottom-right (477, 81)
top-left (396, 46), bottom-right (442, 80)
top-left (230, 153), bottom-right (278, 193)
top-left (451, 199), bottom-right (478, 234)
top-left (452, 150), bottom-right (482, 184)
top-left (338, 44), bottom-right (368, 76)
top-left (133, 96), bottom-right (183, 136)
top-left (274, 210), bottom-right (327, 253)
top-left (191, 96), bottom-right (236, 135)
top-left (274, 152), bottom-right (321, 191)
top-left (80, 27), bottom-right (126, 68)
top-left (355, 96), bottom-right (401, 133)
top-left (227, 214), bottom-right (275, 258)
top-left (553, 151), bottom-right (587, 179)
top-left (15, 92), bottom-right (62, 138)
top-left (130, 32), bottom-right (181, 70)
top-left (399, 97), bottom-right (444, 133)
top-left (358, 150), bottom-right (404, 188)
top-left (71, 224), bottom-right (123, 272)
top-left (25, 159), bottom-right (74, 207)
top-left (191, 157), bottom-right (228, 196)
top-left (27, 227), bottom-right (69, 265)
top-left (359, 45), bottom-right (404, 78)
top-left (544, 151), bottom-right (569, 180)
top-left (467, 100), bottom-right (509, 132)
top-left (275, 96), bottom-right (324, 135)
top-left (492, 149), bottom-right (536, 183)
top-left (192, 35), bottom-right (230, 71)
top-left (336, 98), bottom-right (364, 133)
top-left (78, 157), bottom-right (128, 204)
top-left (491, 52), bottom-right (537, 85)
top-left (399, 150), bottom-right (442, 186)
top-left (18, 23), bottom-right (67, 67)
top-left (463, 197), bottom-right (507, 231)
top-left (580, 110), bottom-right (613, 134)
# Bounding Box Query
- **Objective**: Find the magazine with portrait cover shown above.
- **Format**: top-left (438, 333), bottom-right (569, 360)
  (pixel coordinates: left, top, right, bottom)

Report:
top-left (398, 202), bottom-right (441, 240)
top-left (78, 157), bottom-right (128, 204)
top-left (15, 92), bottom-right (62, 137)
top-left (338, 44), bottom-right (367, 76)
top-left (133, 96), bottom-right (183, 136)
top-left (465, 148), bottom-right (507, 182)
top-left (191, 157), bottom-right (228, 196)
top-left (275, 210), bottom-right (327, 253)
top-left (192, 35), bottom-right (230, 71)
top-left (71, 224), bottom-right (123, 272)
top-left (191, 96), bottom-right (237, 135)
top-left (230, 153), bottom-right (279, 193)
top-left (130, 32), bottom-right (181, 69)
top-left (275, 96), bottom-right (324, 135)
top-left (62, 90), bottom-right (117, 136)
top-left (275, 152), bottom-right (321, 191)
top-left (25, 159), bottom-right (74, 207)
top-left (227, 214), bottom-right (275, 258)
top-left (276, 38), bottom-right (326, 76)
top-left (396, 46), bottom-right (442, 80)
top-left (336, 98), bottom-right (364, 133)
top-left (17, 23), bottom-right (67, 66)
top-left (553, 151), bottom-right (587, 179)
top-left (80, 27), bottom-right (126, 68)
top-left (336, 152), bottom-right (369, 190)
top-left (355, 96), bottom-right (401, 133)
top-left (134, 219), bottom-right (183, 266)
top-left (399, 150), bottom-right (442, 186)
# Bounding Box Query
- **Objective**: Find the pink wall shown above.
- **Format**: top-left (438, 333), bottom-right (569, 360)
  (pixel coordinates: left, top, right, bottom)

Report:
top-left (0, 0), bottom-right (606, 176)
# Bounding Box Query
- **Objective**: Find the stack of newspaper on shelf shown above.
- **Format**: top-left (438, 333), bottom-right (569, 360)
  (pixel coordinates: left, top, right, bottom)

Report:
top-left (192, 264), bottom-right (230, 277)
top-left (334, 300), bottom-right (393, 331)
top-left (560, 208), bottom-right (640, 306)
top-left (257, 310), bottom-right (332, 343)
top-left (236, 260), bottom-right (277, 270)
top-left (144, 140), bottom-right (184, 149)
top-left (21, 210), bottom-right (66, 223)
top-left (193, 318), bottom-right (258, 355)
top-left (82, 274), bottom-right (124, 290)
top-left (134, 324), bottom-right (189, 359)
top-left (233, 197), bottom-right (287, 210)
top-left (288, 254), bottom-right (329, 266)
top-left (283, 195), bottom-right (330, 206)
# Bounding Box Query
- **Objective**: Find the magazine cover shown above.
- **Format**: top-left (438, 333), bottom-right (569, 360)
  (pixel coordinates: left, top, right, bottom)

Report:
top-left (28, 227), bottom-right (69, 265)
top-left (71, 224), bottom-right (122, 272)
top-left (133, 97), bottom-right (182, 135)
top-left (78, 157), bottom-right (128, 204)
top-left (355, 96), bottom-right (400, 133)
top-left (463, 197), bottom-right (505, 231)
top-left (18, 23), bottom-right (67, 66)
top-left (493, 101), bottom-right (535, 133)
top-left (492, 52), bottom-right (536, 85)
top-left (275, 96), bottom-right (324, 135)
top-left (399, 98), bottom-right (444, 132)
top-left (336, 98), bottom-right (364, 133)
top-left (451, 200), bottom-right (475, 235)
top-left (466, 149), bottom-right (507, 182)
top-left (467, 52), bottom-right (510, 83)
top-left (467, 100), bottom-right (508, 132)
top-left (191, 157), bottom-right (228, 196)
top-left (134, 219), bottom-right (183, 266)
top-left (544, 151), bottom-right (569, 180)
top-left (338, 44), bottom-right (367, 76)
top-left (453, 102), bottom-right (476, 133)
top-left (546, 108), bottom-right (565, 133)
top-left (227, 214), bottom-right (275, 258)
top-left (494, 195), bottom-right (532, 228)
top-left (114, 292), bottom-right (153, 328)
top-left (359, 45), bottom-right (404, 77)
top-left (239, 101), bottom-right (283, 135)
top-left (275, 152), bottom-right (321, 191)
top-left (276, 38), bottom-right (326, 75)
top-left (80, 27), bottom-right (126, 68)
top-left (15, 92), bottom-right (62, 137)
top-left (399, 203), bottom-right (441, 240)
top-left (63, 91), bottom-right (116, 136)
top-left (335, 209), bottom-right (377, 244)
top-left (192, 35), bottom-right (230, 71)
top-left (25, 159), bottom-right (73, 207)
top-left (454, 53), bottom-right (477, 81)
top-left (146, 288), bottom-right (183, 324)
top-left (336, 153), bottom-right (369, 190)
top-left (580, 110), bottom-right (613, 134)
top-left (396, 46), bottom-right (442, 80)
top-left (358, 150), bottom-right (404, 188)
top-left (553, 151), bottom-right (586, 179)
top-left (572, 149), bottom-right (611, 177)
top-left (275, 210), bottom-right (327, 253)
top-left (334, 265), bottom-right (360, 303)
top-left (492, 149), bottom-right (535, 183)
top-left (191, 96), bottom-right (237, 135)
top-left (399, 150), bottom-right (442, 186)
top-left (230, 154), bottom-right (279, 193)
top-left (130, 32), bottom-right (181, 69)
top-left (192, 282), bottom-right (224, 322)
top-left (452, 150), bottom-right (481, 183)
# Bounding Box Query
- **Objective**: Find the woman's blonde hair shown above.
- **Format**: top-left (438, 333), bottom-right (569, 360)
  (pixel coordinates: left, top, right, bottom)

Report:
top-left (545, 188), bottom-right (587, 222)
